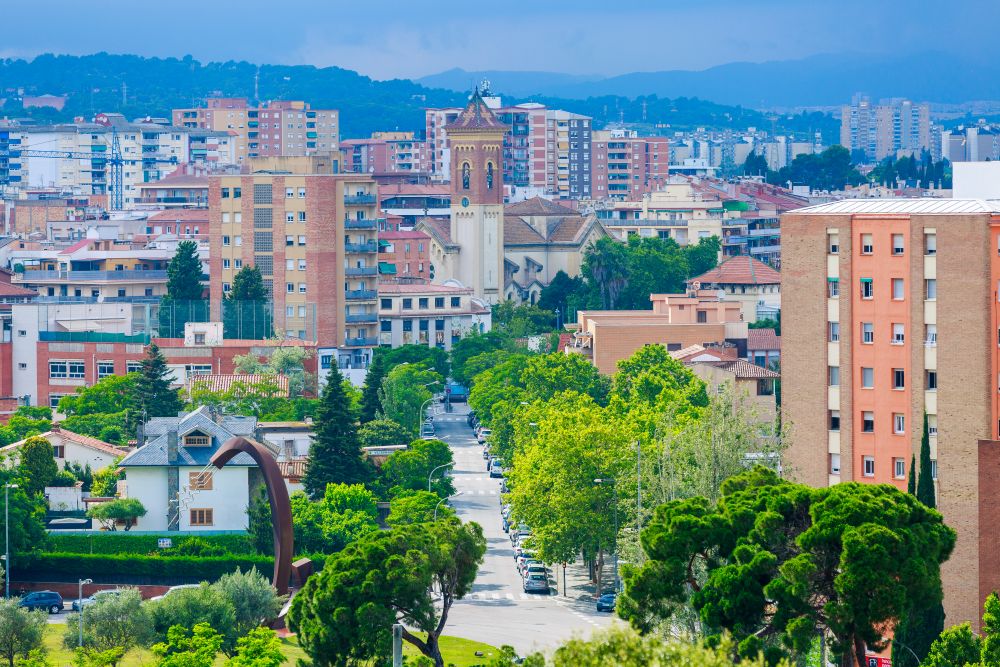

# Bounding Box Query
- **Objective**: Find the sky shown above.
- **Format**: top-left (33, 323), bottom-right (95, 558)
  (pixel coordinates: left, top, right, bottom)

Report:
top-left (2, 0), bottom-right (995, 80)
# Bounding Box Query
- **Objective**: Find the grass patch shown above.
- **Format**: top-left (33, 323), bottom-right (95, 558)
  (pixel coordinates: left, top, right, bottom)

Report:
top-left (403, 634), bottom-right (504, 667)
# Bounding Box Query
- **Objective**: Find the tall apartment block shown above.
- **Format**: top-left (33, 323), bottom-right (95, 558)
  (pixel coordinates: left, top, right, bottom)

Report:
top-left (340, 132), bottom-right (431, 177)
top-left (208, 172), bottom-right (378, 368)
top-left (840, 95), bottom-right (933, 161)
top-left (591, 129), bottom-right (669, 199)
top-left (781, 199), bottom-right (1000, 629)
top-left (174, 98), bottom-right (339, 163)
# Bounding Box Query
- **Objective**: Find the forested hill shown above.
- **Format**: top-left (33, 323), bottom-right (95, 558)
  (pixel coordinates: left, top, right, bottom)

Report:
top-left (0, 53), bottom-right (837, 140)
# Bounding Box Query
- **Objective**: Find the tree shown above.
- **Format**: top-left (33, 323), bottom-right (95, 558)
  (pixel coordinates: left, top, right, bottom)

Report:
top-left (377, 363), bottom-right (443, 437)
top-left (86, 498), bottom-right (146, 531)
top-left (151, 623), bottom-right (223, 667)
top-left (620, 467), bottom-right (956, 667)
top-left (582, 237), bottom-right (630, 309)
top-left (227, 628), bottom-right (285, 667)
top-left (186, 378), bottom-right (289, 419)
top-left (223, 265), bottom-right (272, 340)
top-left (683, 235), bottom-right (721, 278)
top-left (246, 486), bottom-right (273, 555)
top-left (742, 151), bottom-right (770, 177)
top-left (73, 647), bottom-right (125, 667)
top-left (159, 240), bottom-right (208, 339)
top-left (233, 345), bottom-right (313, 398)
top-left (381, 439), bottom-right (455, 498)
top-left (357, 418), bottom-right (410, 449)
top-left (0, 469), bottom-right (47, 555)
top-left (17, 435), bottom-right (58, 496)
top-left (0, 599), bottom-right (46, 667)
top-left (211, 568), bottom-right (286, 640)
top-left (90, 465), bottom-right (123, 498)
top-left (450, 331), bottom-right (508, 388)
top-left (490, 302), bottom-right (556, 337)
top-left (386, 490), bottom-right (455, 526)
top-left (290, 484), bottom-right (379, 555)
top-left (129, 344), bottom-right (182, 422)
top-left (58, 375), bottom-right (137, 416)
top-left (62, 589), bottom-right (153, 660)
top-left (302, 367), bottom-right (372, 498)
top-left (289, 519), bottom-right (486, 667)
top-left (767, 145), bottom-right (864, 192)
top-left (921, 593), bottom-right (1000, 667)
top-left (359, 351), bottom-right (387, 423)
top-left (917, 412), bottom-right (936, 507)
top-left (380, 345), bottom-right (450, 380)
top-left (537, 270), bottom-right (585, 321)
top-left (150, 587), bottom-right (236, 655)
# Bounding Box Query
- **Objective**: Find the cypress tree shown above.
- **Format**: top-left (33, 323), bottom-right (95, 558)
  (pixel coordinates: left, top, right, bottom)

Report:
top-left (129, 343), bottom-right (182, 422)
top-left (894, 412), bottom-right (944, 667)
top-left (907, 455), bottom-right (916, 495)
top-left (223, 265), bottom-right (272, 340)
top-left (302, 367), bottom-right (372, 499)
top-left (159, 240), bottom-right (207, 338)
top-left (359, 351), bottom-right (386, 424)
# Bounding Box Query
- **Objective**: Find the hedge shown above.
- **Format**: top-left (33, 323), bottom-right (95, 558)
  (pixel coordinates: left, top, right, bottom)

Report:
top-left (14, 552), bottom-right (274, 583)
top-left (47, 533), bottom-right (254, 556)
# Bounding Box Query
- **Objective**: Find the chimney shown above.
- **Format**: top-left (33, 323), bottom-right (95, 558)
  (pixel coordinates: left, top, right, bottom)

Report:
top-left (167, 430), bottom-right (178, 465)
top-left (136, 420), bottom-right (145, 448)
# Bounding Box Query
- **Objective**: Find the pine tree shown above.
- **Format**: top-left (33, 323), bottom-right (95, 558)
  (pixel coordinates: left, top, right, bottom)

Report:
top-left (223, 265), bottom-right (272, 340)
top-left (894, 412), bottom-right (944, 667)
top-left (159, 240), bottom-right (207, 338)
top-left (129, 343), bottom-right (182, 422)
top-left (302, 367), bottom-right (372, 499)
top-left (359, 352), bottom-right (386, 424)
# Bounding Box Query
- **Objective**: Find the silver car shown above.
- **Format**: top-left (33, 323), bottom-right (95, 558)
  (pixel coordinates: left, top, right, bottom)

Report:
top-left (523, 573), bottom-right (550, 593)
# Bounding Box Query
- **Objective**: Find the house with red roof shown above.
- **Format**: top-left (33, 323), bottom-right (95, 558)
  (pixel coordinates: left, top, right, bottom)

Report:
top-left (688, 255), bottom-right (781, 323)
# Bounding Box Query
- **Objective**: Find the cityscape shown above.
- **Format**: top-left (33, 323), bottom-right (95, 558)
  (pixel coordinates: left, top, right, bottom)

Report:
top-left (0, 2), bottom-right (997, 666)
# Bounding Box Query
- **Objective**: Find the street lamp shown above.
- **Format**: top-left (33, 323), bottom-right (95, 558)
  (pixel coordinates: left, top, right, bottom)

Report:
top-left (594, 478), bottom-right (619, 594)
top-left (427, 462), bottom-right (453, 493)
top-left (4, 483), bottom-right (17, 598)
top-left (434, 490), bottom-right (462, 520)
top-left (77, 578), bottom-right (92, 647)
top-left (417, 381), bottom-right (441, 430)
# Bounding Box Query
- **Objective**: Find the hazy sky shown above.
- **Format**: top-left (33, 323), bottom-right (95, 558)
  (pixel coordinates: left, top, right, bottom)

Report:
top-left (3, 0), bottom-right (994, 79)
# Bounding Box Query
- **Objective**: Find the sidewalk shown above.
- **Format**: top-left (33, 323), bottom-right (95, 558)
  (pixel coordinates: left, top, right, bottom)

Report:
top-left (550, 558), bottom-right (607, 604)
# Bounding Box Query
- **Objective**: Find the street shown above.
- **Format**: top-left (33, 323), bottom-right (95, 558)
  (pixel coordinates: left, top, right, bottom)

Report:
top-left (431, 404), bottom-right (619, 656)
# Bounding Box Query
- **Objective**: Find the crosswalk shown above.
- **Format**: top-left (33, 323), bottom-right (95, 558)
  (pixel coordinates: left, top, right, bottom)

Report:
top-left (454, 487), bottom-right (498, 495)
top-left (456, 591), bottom-right (557, 603)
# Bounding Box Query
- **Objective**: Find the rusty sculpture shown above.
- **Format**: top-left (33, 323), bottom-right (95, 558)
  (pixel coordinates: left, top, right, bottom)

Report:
top-left (211, 436), bottom-right (293, 595)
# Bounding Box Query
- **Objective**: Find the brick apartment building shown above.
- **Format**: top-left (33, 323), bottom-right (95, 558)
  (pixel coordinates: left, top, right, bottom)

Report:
top-left (591, 129), bottom-right (669, 199)
top-left (781, 198), bottom-right (1000, 628)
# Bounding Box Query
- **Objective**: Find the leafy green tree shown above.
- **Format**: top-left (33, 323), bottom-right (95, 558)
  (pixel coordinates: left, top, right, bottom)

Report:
top-left (62, 589), bottom-right (152, 660)
top-left (0, 413), bottom-right (51, 448)
top-left (223, 265), bottom-right (272, 340)
top-left (386, 490), bottom-right (455, 526)
top-left (86, 498), bottom-right (146, 531)
top-left (289, 484), bottom-right (379, 554)
top-left (380, 345), bottom-right (450, 379)
top-left (302, 367), bottom-right (372, 498)
top-left (0, 468), bottom-right (47, 554)
top-left (129, 344), bottom-right (182, 422)
top-left (359, 351), bottom-right (387, 423)
top-left (17, 435), bottom-right (58, 496)
top-left (582, 237), bottom-right (630, 309)
top-left (537, 270), bottom-right (586, 321)
top-left (490, 302), bottom-right (556, 337)
top-left (767, 145), bottom-right (864, 191)
top-left (58, 375), bottom-right (137, 417)
top-left (60, 413), bottom-right (129, 447)
top-left (923, 623), bottom-right (981, 667)
top-left (377, 364), bottom-right (443, 437)
top-left (186, 378), bottom-right (289, 419)
top-left (151, 623), bottom-right (223, 667)
top-left (357, 418), bottom-right (410, 449)
top-left (73, 647), bottom-right (125, 667)
top-left (683, 235), bottom-right (721, 278)
top-left (227, 627), bottom-right (285, 667)
top-left (0, 599), bottom-right (46, 667)
top-left (159, 240), bottom-right (208, 339)
top-left (450, 331), bottom-right (508, 388)
top-left (211, 568), bottom-right (286, 639)
top-left (90, 465), bottom-right (123, 498)
top-left (233, 345), bottom-right (313, 398)
top-left (620, 467), bottom-right (956, 667)
top-left (741, 151), bottom-right (770, 177)
top-left (150, 587), bottom-right (236, 655)
top-left (381, 439), bottom-right (455, 498)
top-left (246, 486), bottom-right (273, 555)
top-left (289, 519), bottom-right (486, 667)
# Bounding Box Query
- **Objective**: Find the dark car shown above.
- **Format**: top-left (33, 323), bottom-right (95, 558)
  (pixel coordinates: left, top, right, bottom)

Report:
top-left (19, 591), bottom-right (63, 614)
top-left (596, 593), bottom-right (617, 612)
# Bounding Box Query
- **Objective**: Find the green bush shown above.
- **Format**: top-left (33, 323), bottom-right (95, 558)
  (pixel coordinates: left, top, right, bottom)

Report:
top-left (46, 533), bottom-right (253, 555)
top-left (15, 552), bottom-right (274, 581)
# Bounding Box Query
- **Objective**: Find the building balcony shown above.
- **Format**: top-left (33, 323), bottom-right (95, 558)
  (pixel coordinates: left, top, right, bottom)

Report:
top-left (344, 336), bottom-right (379, 347)
top-left (345, 289), bottom-right (377, 301)
top-left (15, 270), bottom-right (168, 284)
top-left (345, 313), bottom-right (378, 324)
top-left (344, 219), bottom-right (377, 230)
top-left (344, 194), bottom-right (376, 205)
top-left (345, 267), bottom-right (377, 277)
top-left (345, 241), bottom-right (378, 253)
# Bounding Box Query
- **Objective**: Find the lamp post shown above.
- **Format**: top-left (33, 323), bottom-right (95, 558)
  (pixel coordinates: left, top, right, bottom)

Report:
top-left (594, 478), bottom-right (619, 593)
top-left (427, 462), bottom-right (453, 493)
top-left (77, 578), bottom-right (92, 647)
top-left (417, 381), bottom-right (441, 432)
top-left (4, 483), bottom-right (17, 598)
top-left (434, 491), bottom-right (461, 520)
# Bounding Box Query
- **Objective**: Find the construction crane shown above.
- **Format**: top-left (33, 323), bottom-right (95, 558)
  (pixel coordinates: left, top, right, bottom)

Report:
top-left (1, 126), bottom-right (179, 210)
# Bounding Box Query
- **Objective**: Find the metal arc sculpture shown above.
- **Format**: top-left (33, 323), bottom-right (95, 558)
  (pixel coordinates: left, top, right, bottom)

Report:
top-left (211, 436), bottom-right (293, 595)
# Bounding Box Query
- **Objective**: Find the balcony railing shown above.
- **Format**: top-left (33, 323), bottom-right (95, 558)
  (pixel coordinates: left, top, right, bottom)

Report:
top-left (344, 219), bottom-right (377, 230)
top-left (345, 289), bottom-right (377, 301)
top-left (344, 241), bottom-right (378, 253)
top-left (345, 313), bottom-right (378, 323)
top-left (344, 336), bottom-right (379, 347)
top-left (345, 267), bottom-right (377, 277)
top-left (35, 295), bottom-right (162, 304)
top-left (344, 194), bottom-right (376, 205)
top-left (15, 270), bottom-right (168, 282)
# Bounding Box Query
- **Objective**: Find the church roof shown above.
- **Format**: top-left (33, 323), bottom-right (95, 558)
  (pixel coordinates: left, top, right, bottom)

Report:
top-left (444, 89), bottom-right (508, 132)
top-left (504, 197), bottom-right (578, 217)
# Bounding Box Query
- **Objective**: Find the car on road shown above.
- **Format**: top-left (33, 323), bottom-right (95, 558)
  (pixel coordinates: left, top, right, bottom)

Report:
top-left (421, 422), bottom-right (436, 438)
top-left (477, 429), bottom-right (492, 444)
top-left (518, 557), bottom-right (540, 575)
top-left (466, 411), bottom-right (477, 427)
top-left (19, 591), bottom-right (63, 614)
top-left (596, 593), bottom-right (617, 612)
top-left (71, 588), bottom-right (127, 611)
top-left (489, 463), bottom-right (504, 478)
top-left (524, 564), bottom-right (547, 579)
top-left (523, 573), bottom-right (550, 594)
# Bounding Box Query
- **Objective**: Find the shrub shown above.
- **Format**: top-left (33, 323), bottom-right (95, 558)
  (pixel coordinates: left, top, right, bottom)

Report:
top-left (15, 552), bottom-right (274, 582)
top-left (149, 585), bottom-right (237, 654)
top-left (48, 470), bottom-right (78, 488)
top-left (161, 538), bottom-right (228, 558)
top-left (47, 533), bottom-right (253, 555)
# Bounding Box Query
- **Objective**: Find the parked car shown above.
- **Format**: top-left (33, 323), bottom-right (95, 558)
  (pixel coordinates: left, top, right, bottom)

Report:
top-left (523, 573), bottom-right (550, 594)
top-left (19, 591), bottom-right (63, 614)
top-left (524, 564), bottom-right (547, 580)
top-left (71, 588), bottom-right (126, 611)
top-left (477, 429), bottom-right (492, 444)
top-left (149, 584), bottom-right (201, 602)
top-left (499, 479), bottom-right (509, 494)
top-left (518, 557), bottom-right (540, 576)
top-left (596, 593), bottom-right (617, 612)
top-left (421, 422), bottom-right (436, 438)
top-left (489, 464), bottom-right (504, 479)
top-left (467, 411), bottom-right (477, 427)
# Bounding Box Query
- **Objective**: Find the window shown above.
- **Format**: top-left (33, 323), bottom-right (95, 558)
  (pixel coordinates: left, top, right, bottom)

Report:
top-left (298, 211), bottom-right (306, 222)
top-left (189, 472), bottom-right (213, 490)
top-left (828, 278), bottom-right (840, 298)
top-left (381, 319), bottom-right (392, 333)
top-left (235, 235), bottom-right (242, 246)
top-left (860, 278), bottom-right (873, 299)
top-left (48, 394), bottom-right (68, 409)
top-left (830, 453), bottom-right (841, 475)
top-left (298, 283), bottom-right (306, 293)
top-left (381, 298), bottom-right (392, 309)
top-left (223, 235), bottom-right (231, 247)
top-left (402, 298), bottom-right (413, 310)
top-left (926, 324), bottom-right (937, 346)
top-left (49, 361), bottom-right (67, 379)
top-left (925, 279), bottom-right (937, 300)
top-left (892, 323), bottom-right (905, 345)
top-left (862, 411), bottom-right (875, 433)
top-left (298, 235), bottom-right (306, 246)
top-left (830, 410), bottom-right (841, 431)
top-left (189, 509), bottom-right (214, 526)
top-left (320, 354), bottom-right (333, 369)
top-left (861, 367), bottom-right (874, 388)
top-left (894, 413), bottom-right (905, 434)
top-left (286, 283), bottom-right (294, 293)
top-left (451, 297), bottom-right (461, 308)
top-left (828, 322), bottom-right (840, 342)
top-left (194, 333), bottom-right (206, 345)
top-left (863, 455), bottom-right (875, 476)
top-left (96, 361), bottom-right (115, 378)
top-left (894, 458), bottom-right (906, 479)
top-left (931, 459), bottom-right (938, 480)
top-left (298, 188), bottom-right (306, 198)
top-left (828, 233), bottom-right (840, 254)
top-left (892, 278), bottom-right (904, 300)
top-left (286, 213), bottom-right (294, 223)
top-left (223, 259), bottom-right (231, 270)
top-left (928, 415), bottom-right (938, 436)
top-left (926, 233), bottom-right (937, 255)
top-left (926, 370), bottom-right (938, 390)
top-left (862, 322), bottom-right (874, 344)
top-left (893, 368), bottom-right (905, 390)
top-left (53, 445), bottom-right (65, 459)
top-left (757, 379), bottom-right (775, 396)
top-left (418, 298), bottom-right (428, 309)
top-left (298, 260), bottom-right (306, 271)
top-left (235, 260), bottom-right (242, 269)
top-left (861, 233), bottom-right (873, 254)
top-left (286, 235), bottom-right (294, 246)
top-left (892, 234), bottom-right (904, 255)
top-left (435, 297), bottom-right (445, 309)
top-left (828, 366), bottom-right (840, 386)
top-left (126, 361), bottom-right (142, 374)
top-left (184, 434), bottom-right (210, 446)
top-left (286, 187), bottom-right (294, 198)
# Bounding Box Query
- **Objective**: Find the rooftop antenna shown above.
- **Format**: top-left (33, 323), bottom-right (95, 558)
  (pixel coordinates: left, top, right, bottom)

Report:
top-left (254, 66), bottom-right (260, 105)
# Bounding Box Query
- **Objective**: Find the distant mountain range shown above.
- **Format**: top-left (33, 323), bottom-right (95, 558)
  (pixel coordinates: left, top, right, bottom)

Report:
top-left (418, 52), bottom-right (1000, 108)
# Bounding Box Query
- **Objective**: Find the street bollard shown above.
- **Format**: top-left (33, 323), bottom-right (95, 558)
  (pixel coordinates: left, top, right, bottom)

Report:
top-left (392, 624), bottom-right (402, 667)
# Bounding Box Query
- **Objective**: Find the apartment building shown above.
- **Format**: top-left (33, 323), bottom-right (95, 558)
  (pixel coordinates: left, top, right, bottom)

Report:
top-left (341, 132), bottom-right (431, 177)
top-left (173, 98), bottom-right (339, 163)
top-left (942, 124), bottom-right (1000, 163)
top-left (377, 282), bottom-right (490, 350)
top-left (591, 129), bottom-right (669, 199)
top-left (377, 230), bottom-right (431, 281)
top-left (840, 95), bottom-right (933, 161)
top-left (208, 171), bottom-right (378, 367)
top-left (781, 198), bottom-right (1000, 629)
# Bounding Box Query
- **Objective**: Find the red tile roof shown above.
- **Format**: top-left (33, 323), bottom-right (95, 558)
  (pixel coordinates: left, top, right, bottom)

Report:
top-left (706, 359), bottom-right (780, 379)
top-left (379, 230), bottom-right (431, 240)
top-left (444, 90), bottom-right (508, 132)
top-left (747, 328), bottom-right (781, 351)
top-left (278, 459), bottom-right (306, 481)
top-left (690, 255), bottom-right (780, 286)
top-left (0, 281), bottom-right (37, 298)
top-left (505, 197), bottom-right (578, 217)
top-left (3, 427), bottom-right (125, 457)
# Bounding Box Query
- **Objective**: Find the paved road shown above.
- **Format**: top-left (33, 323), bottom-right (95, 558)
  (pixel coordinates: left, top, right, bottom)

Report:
top-left (430, 404), bottom-right (618, 656)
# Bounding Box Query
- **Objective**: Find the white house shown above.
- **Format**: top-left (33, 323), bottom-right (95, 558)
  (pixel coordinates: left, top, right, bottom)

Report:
top-left (119, 407), bottom-right (261, 532)
top-left (2, 427), bottom-right (126, 472)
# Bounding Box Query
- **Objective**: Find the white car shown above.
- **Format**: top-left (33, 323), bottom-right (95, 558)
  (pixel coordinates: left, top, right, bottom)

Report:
top-left (477, 429), bottom-right (492, 444)
top-left (149, 584), bottom-right (201, 602)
